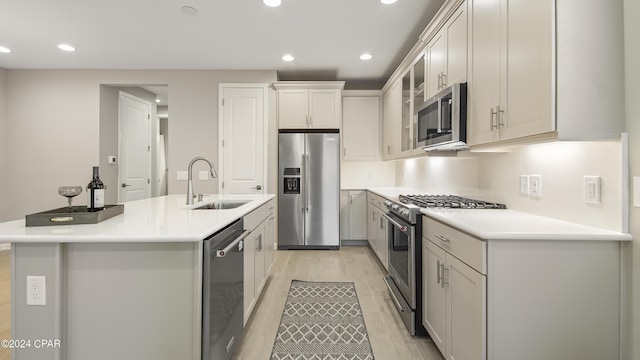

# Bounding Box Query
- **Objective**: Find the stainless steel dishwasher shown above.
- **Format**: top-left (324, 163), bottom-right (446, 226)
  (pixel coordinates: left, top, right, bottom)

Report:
top-left (202, 219), bottom-right (249, 360)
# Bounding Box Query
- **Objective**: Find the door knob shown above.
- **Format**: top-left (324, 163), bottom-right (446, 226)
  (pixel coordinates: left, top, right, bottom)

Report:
top-left (121, 183), bottom-right (131, 188)
top-left (252, 185), bottom-right (262, 190)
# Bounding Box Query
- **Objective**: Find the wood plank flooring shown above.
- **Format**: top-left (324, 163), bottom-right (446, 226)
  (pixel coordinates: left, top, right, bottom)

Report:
top-left (234, 246), bottom-right (443, 360)
top-left (0, 250), bottom-right (10, 360)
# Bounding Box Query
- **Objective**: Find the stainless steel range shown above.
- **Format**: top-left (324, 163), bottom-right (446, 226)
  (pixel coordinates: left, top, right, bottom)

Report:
top-left (383, 194), bottom-right (506, 336)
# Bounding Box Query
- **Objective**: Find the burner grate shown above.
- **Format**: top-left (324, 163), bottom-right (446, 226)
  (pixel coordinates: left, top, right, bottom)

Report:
top-left (399, 194), bottom-right (507, 209)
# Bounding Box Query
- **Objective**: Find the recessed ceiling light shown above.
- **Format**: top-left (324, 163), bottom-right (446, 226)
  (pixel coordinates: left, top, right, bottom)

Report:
top-left (360, 53), bottom-right (373, 61)
top-left (181, 6), bottom-right (199, 16)
top-left (0, 46), bottom-right (11, 54)
top-left (58, 44), bottom-right (76, 52)
top-left (156, 98), bottom-right (161, 103)
top-left (381, 0), bottom-right (398, 4)
top-left (282, 54), bottom-right (294, 62)
top-left (263, 0), bottom-right (282, 7)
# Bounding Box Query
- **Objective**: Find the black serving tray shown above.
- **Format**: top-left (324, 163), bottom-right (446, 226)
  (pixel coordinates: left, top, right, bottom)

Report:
top-left (25, 204), bottom-right (124, 227)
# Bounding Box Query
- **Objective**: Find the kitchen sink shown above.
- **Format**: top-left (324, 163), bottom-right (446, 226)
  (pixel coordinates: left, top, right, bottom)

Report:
top-left (192, 200), bottom-right (250, 210)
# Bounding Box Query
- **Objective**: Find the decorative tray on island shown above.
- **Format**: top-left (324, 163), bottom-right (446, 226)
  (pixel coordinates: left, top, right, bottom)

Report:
top-left (25, 205), bottom-right (124, 227)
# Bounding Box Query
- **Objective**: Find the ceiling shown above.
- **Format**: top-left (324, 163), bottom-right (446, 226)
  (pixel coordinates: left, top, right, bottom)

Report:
top-left (0, 0), bottom-right (444, 88)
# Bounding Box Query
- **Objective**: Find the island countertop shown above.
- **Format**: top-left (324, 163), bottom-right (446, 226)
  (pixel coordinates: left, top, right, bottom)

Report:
top-left (0, 194), bottom-right (275, 243)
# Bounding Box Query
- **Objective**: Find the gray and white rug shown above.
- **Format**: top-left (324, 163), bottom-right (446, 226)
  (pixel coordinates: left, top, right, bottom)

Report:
top-left (270, 280), bottom-right (375, 360)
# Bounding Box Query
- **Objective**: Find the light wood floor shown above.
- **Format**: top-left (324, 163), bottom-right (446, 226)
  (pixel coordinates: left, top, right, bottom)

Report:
top-left (234, 246), bottom-right (444, 360)
top-left (0, 250), bottom-right (10, 360)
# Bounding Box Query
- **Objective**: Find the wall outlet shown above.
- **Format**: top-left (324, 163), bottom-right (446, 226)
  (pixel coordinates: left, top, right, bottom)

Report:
top-left (519, 175), bottom-right (530, 195)
top-left (26, 276), bottom-right (46, 306)
top-left (177, 170), bottom-right (188, 181)
top-left (530, 175), bottom-right (542, 197)
top-left (198, 171), bottom-right (209, 180)
top-left (583, 176), bottom-right (601, 204)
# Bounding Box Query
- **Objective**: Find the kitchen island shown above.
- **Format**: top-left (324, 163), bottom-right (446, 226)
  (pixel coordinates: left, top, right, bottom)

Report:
top-left (0, 194), bottom-right (276, 360)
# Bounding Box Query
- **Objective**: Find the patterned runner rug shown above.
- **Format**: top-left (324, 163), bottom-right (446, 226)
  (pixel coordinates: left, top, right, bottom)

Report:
top-left (270, 280), bottom-right (375, 360)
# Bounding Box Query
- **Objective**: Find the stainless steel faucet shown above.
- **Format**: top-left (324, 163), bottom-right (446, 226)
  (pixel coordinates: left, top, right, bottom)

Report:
top-left (186, 156), bottom-right (217, 205)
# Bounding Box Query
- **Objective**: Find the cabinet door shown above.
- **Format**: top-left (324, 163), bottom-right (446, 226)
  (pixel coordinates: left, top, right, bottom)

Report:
top-left (378, 210), bottom-right (388, 270)
top-left (278, 89), bottom-right (309, 128)
top-left (427, 30), bottom-right (446, 98)
top-left (502, 0), bottom-right (554, 140)
top-left (383, 80), bottom-right (402, 157)
top-left (342, 96), bottom-right (380, 160)
top-left (264, 211), bottom-right (275, 276)
top-left (367, 204), bottom-right (377, 250)
top-left (309, 89), bottom-right (340, 128)
top-left (348, 191), bottom-right (367, 240)
top-left (253, 223), bottom-right (266, 298)
top-left (444, 2), bottom-right (468, 86)
top-left (423, 241), bottom-right (447, 356)
top-left (243, 231), bottom-right (256, 324)
top-left (468, 0), bottom-right (502, 145)
top-left (446, 254), bottom-right (486, 360)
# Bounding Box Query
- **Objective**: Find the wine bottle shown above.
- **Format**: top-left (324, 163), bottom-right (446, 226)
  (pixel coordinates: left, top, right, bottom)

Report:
top-left (87, 166), bottom-right (105, 211)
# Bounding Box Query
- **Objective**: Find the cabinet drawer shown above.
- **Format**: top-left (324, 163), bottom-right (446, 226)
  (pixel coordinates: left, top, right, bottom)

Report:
top-left (367, 192), bottom-right (386, 210)
top-left (423, 217), bottom-right (486, 274)
top-left (265, 199), bottom-right (276, 217)
top-left (244, 204), bottom-right (267, 232)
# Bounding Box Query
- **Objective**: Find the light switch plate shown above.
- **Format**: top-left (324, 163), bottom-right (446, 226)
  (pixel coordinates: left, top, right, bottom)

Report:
top-left (177, 171), bottom-right (188, 181)
top-left (634, 177), bottom-right (640, 208)
top-left (519, 175), bottom-right (530, 195)
top-left (530, 175), bottom-right (542, 197)
top-left (26, 276), bottom-right (46, 306)
top-left (198, 171), bottom-right (209, 180)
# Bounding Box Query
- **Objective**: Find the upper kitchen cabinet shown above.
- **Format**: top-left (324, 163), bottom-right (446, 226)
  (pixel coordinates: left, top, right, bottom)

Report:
top-left (401, 71), bottom-right (413, 152)
top-left (383, 79), bottom-right (403, 159)
top-left (467, 0), bottom-right (554, 146)
top-left (467, 0), bottom-right (625, 147)
top-left (425, 1), bottom-right (468, 99)
top-left (342, 91), bottom-right (382, 160)
top-left (274, 82), bottom-right (345, 129)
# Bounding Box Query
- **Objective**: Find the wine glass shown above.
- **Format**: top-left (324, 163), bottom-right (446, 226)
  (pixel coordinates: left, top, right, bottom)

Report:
top-left (58, 186), bottom-right (83, 211)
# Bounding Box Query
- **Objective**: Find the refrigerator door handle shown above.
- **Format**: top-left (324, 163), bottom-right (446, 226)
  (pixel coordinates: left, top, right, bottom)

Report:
top-left (305, 153), bottom-right (310, 211)
top-left (301, 153), bottom-right (306, 213)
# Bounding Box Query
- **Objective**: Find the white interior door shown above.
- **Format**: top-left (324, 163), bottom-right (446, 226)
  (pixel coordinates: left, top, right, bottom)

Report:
top-left (220, 85), bottom-right (266, 194)
top-left (118, 91), bottom-right (151, 202)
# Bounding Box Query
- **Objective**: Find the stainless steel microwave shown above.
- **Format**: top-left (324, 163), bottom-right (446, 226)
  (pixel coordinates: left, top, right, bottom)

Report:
top-left (414, 82), bottom-right (467, 151)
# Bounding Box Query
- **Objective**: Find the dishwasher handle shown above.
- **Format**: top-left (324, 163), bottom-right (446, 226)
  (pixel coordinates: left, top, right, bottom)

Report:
top-left (215, 230), bottom-right (249, 257)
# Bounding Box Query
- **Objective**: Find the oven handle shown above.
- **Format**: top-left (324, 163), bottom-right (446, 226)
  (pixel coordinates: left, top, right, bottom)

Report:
top-left (383, 277), bottom-right (407, 313)
top-left (382, 213), bottom-right (408, 232)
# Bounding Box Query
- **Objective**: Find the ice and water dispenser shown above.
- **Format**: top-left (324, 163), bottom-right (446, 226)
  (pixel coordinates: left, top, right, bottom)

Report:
top-left (283, 168), bottom-right (300, 194)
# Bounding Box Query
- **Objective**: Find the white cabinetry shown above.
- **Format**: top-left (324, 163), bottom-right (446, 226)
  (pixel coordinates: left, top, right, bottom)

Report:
top-left (383, 79), bottom-right (402, 158)
top-left (422, 215), bottom-right (622, 360)
top-left (423, 220), bottom-right (486, 360)
top-left (426, 1), bottom-right (468, 98)
top-left (468, 0), bottom-right (554, 145)
top-left (366, 192), bottom-right (388, 269)
top-left (342, 92), bottom-right (381, 160)
top-left (243, 199), bottom-right (275, 324)
top-left (340, 190), bottom-right (367, 241)
top-left (274, 82), bottom-right (345, 129)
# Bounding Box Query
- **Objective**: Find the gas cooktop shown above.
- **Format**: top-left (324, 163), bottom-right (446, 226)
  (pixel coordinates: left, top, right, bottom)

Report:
top-left (398, 194), bottom-right (507, 209)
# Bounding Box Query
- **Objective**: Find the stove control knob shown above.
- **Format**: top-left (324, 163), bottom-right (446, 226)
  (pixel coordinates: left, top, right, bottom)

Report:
top-left (384, 200), bottom-right (392, 208)
top-left (392, 204), bottom-right (399, 211)
top-left (402, 208), bottom-right (409, 216)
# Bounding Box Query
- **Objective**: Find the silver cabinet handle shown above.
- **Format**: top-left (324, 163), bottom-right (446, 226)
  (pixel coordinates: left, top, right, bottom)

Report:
top-left (490, 107), bottom-right (498, 131)
top-left (442, 266), bottom-right (449, 286)
top-left (255, 234), bottom-right (262, 251)
top-left (309, 115), bottom-right (313, 127)
top-left (251, 185), bottom-right (262, 190)
top-left (438, 73), bottom-right (442, 90)
top-left (435, 234), bottom-right (450, 243)
top-left (436, 259), bottom-right (441, 284)
top-left (441, 72), bottom-right (447, 88)
top-left (497, 105), bottom-right (505, 129)
top-left (305, 115), bottom-right (309, 126)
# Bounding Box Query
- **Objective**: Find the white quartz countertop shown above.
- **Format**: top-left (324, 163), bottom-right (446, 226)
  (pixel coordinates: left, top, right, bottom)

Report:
top-left (366, 187), bottom-right (426, 200)
top-left (0, 194), bottom-right (275, 243)
top-left (422, 209), bottom-right (632, 241)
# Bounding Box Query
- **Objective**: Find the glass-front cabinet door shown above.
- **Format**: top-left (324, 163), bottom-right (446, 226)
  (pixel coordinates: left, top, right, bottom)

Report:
top-left (401, 70), bottom-right (412, 152)
top-left (413, 55), bottom-right (426, 112)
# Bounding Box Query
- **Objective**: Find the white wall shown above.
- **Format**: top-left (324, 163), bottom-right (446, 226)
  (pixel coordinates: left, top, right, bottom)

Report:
top-left (395, 155), bottom-right (480, 196)
top-left (341, 161), bottom-right (395, 189)
top-left (623, 0), bottom-right (639, 357)
top-left (2, 70), bottom-right (277, 221)
top-left (0, 68), bottom-right (6, 222)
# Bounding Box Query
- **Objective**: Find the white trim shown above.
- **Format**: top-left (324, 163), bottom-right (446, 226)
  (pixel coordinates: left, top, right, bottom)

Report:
top-left (218, 83), bottom-right (269, 195)
top-left (117, 91), bottom-right (152, 202)
top-left (273, 81), bottom-right (345, 90)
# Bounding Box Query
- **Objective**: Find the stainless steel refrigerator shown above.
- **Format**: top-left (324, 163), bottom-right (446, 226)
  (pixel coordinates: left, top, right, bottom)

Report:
top-left (278, 130), bottom-right (340, 249)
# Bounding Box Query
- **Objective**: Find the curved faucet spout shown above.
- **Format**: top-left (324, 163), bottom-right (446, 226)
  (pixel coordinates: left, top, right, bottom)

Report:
top-left (186, 156), bottom-right (218, 205)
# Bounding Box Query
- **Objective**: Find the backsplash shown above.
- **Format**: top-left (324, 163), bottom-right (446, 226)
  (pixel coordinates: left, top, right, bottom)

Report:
top-left (396, 141), bottom-right (625, 232)
top-left (341, 160), bottom-right (396, 189)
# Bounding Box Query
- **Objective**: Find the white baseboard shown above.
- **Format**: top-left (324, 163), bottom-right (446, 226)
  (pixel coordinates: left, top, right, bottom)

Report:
top-left (0, 243), bottom-right (11, 251)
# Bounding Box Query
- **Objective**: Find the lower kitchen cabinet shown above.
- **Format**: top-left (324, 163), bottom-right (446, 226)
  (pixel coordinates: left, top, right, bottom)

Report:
top-left (243, 199), bottom-right (275, 325)
top-left (423, 238), bottom-right (485, 360)
top-left (340, 190), bottom-right (367, 242)
top-left (422, 216), bottom-right (622, 360)
top-left (367, 192), bottom-right (388, 270)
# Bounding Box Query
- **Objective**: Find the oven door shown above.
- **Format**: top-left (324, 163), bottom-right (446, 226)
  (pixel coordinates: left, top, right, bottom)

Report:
top-left (383, 212), bottom-right (416, 308)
